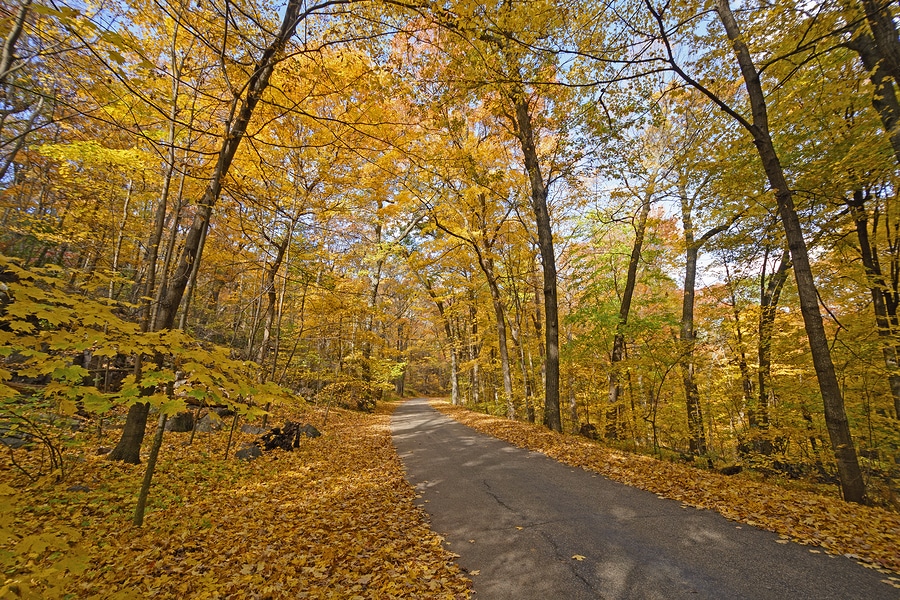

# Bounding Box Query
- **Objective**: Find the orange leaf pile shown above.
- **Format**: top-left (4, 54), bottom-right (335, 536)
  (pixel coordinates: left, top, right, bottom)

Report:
top-left (433, 401), bottom-right (900, 576)
top-left (1, 404), bottom-right (471, 599)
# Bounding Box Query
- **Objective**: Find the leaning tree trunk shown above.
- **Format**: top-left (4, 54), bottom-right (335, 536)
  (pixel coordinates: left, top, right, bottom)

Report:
top-left (0, 0), bottom-right (30, 87)
top-left (512, 97), bottom-right (561, 432)
top-left (714, 0), bottom-right (867, 503)
top-left (107, 0), bottom-right (306, 463)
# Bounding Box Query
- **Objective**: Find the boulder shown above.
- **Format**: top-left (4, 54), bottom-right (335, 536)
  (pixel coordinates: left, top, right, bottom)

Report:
top-left (0, 425), bottom-right (31, 449)
top-left (235, 445), bottom-right (262, 461)
top-left (165, 411), bottom-right (194, 432)
top-left (300, 423), bottom-right (321, 438)
top-left (196, 413), bottom-right (223, 432)
top-left (241, 424), bottom-right (268, 436)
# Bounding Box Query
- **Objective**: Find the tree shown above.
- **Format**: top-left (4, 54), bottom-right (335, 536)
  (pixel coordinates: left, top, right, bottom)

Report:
top-left (109, 0), bottom-right (321, 463)
top-left (642, 0), bottom-right (867, 502)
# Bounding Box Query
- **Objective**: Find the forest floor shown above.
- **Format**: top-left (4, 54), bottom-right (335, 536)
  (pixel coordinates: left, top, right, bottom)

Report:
top-left (0, 402), bottom-right (472, 599)
top-left (431, 400), bottom-right (900, 581)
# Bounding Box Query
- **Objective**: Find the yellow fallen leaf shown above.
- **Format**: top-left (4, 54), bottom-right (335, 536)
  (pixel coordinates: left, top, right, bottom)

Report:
top-left (572, 555), bottom-right (585, 561)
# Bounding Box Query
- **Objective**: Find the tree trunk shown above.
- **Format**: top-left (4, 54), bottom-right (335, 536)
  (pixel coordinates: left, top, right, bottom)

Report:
top-left (757, 248), bottom-right (791, 433)
top-left (468, 291), bottom-right (481, 406)
top-left (860, 0), bottom-right (900, 88)
top-left (0, 1), bottom-right (30, 87)
top-left (847, 190), bottom-right (900, 419)
top-left (257, 232), bottom-right (292, 369)
top-left (133, 413), bottom-right (167, 526)
top-left (513, 295), bottom-right (534, 421)
top-left (607, 185), bottom-right (652, 438)
top-left (474, 249), bottom-right (515, 419)
top-left (680, 241), bottom-right (706, 455)
top-left (108, 0), bottom-right (305, 463)
top-left (108, 179), bottom-right (133, 301)
top-left (845, 29), bottom-right (900, 163)
top-left (724, 266), bottom-right (754, 427)
top-left (566, 326), bottom-right (578, 432)
top-left (419, 274), bottom-right (460, 405)
top-left (715, 0), bottom-right (867, 503)
top-left (676, 182), bottom-right (729, 455)
top-left (177, 220), bottom-right (208, 331)
top-left (512, 97), bottom-right (561, 431)
top-left (156, 0), bottom-right (304, 330)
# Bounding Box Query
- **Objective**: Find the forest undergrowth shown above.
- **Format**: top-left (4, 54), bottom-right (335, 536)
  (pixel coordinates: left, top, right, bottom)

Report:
top-left (432, 400), bottom-right (900, 583)
top-left (0, 403), bottom-right (471, 600)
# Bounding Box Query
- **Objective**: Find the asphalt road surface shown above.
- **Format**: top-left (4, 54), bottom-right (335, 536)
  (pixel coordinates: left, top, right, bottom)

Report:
top-left (391, 398), bottom-right (898, 599)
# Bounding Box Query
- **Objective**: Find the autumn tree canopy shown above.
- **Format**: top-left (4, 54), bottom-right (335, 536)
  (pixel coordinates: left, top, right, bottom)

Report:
top-left (2, 0), bottom-right (899, 506)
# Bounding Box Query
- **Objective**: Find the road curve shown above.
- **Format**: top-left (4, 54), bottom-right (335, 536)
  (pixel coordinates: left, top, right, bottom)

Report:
top-left (391, 398), bottom-right (897, 600)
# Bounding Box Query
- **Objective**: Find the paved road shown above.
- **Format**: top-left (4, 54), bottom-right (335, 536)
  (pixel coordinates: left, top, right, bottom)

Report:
top-left (391, 399), bottom-right (898, 599)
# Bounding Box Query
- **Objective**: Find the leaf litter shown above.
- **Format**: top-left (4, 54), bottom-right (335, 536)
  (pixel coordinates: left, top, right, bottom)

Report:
top-left (0, 403), bottom-right (472, 599)
top-left (432, 400), bottom-right (900, 578)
